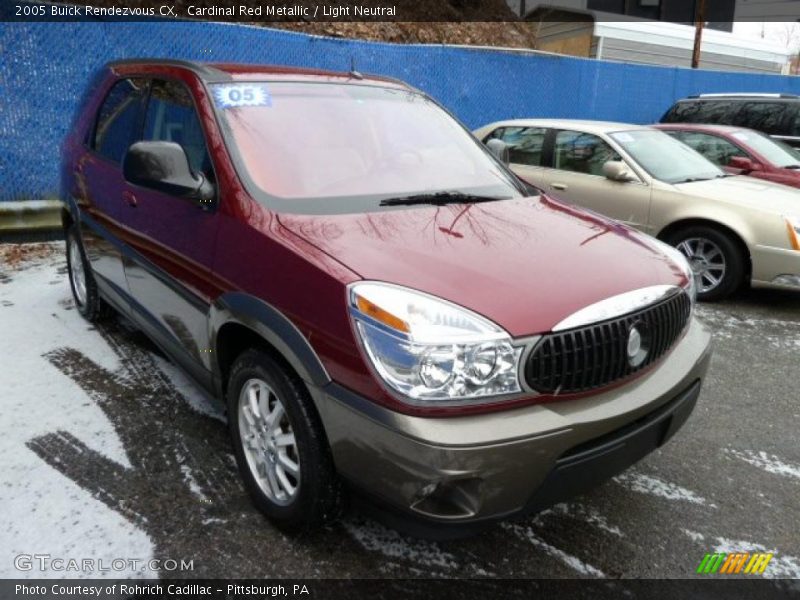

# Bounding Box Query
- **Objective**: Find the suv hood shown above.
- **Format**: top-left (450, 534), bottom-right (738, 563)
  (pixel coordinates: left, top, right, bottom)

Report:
top-left (278, 196), bottom-right (686, 336)
top-left (673, 175), bottom-right (800, 213)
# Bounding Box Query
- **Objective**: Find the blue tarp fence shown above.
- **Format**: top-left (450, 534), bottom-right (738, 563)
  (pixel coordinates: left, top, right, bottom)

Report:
top-left (3, 21), bottom-right (800, 201)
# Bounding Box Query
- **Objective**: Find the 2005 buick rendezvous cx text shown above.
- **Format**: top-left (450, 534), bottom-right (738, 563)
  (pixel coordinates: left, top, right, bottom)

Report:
top-left (61, 59), bottom-right (712, 537)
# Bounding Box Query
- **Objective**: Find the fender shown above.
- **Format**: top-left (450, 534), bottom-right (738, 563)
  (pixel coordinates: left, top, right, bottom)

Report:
top-left (655, 202), bottom-right (759, 248)
top-left (209, 292), bottom-right (331, 392)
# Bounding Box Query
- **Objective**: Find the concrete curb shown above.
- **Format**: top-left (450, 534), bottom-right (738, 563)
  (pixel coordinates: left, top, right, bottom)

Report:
top-left (0, 200), bottom-right (62, 234)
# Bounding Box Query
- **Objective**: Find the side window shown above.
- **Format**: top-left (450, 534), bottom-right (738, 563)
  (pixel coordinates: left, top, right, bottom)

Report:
top-left (143, 79), bottom-right (213, 181)
top-left (487, 126), bottom-right (547, 166)
top-left (663, 101), bottom-right (737, 125)
top-left (669, 131), bottom-right (747, 167)
top-left (553, 130), bottom-right (620, 176)
top-left (734, 102), bottom-right (786, 134)
top-left (93, 78), bottom-right (148, 164)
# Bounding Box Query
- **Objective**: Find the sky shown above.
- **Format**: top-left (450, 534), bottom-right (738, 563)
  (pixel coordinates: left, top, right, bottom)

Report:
top-left (732, 22), bottom-right (800, 50)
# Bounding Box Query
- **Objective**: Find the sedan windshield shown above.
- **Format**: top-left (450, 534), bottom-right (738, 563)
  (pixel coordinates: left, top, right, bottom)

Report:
top-left (730, 130), bottom-right (800, 168)
top-left (212, 82), bottom-right (521, 204)
top-left (610, 129), bottom-right (725, 184)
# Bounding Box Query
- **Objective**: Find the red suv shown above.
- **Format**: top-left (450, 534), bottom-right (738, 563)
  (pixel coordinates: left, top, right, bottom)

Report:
top-left (656, 123), bottom-right (800, 189)
top-left (61, 60), bottom-right (712, 536)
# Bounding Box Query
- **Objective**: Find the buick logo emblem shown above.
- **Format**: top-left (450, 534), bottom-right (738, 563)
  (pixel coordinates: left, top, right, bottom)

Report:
top-left (626, 324), bottom-right (649, 367)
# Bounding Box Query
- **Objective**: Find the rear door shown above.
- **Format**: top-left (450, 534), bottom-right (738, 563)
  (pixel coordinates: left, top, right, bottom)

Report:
top-left (78, 77), bottom-right (149, 313)
top-left (530, 129), bottom-right (653, 232)
top-left (121, 77), bottom-right (221, 388)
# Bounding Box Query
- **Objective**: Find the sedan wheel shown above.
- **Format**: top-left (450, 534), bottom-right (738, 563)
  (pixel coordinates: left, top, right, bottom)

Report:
top-left (238, 378), bottom-right (301, 506)
top-left (676, 237), bottom-right (726, 295)
top-left (666, 225), bottom-right (746, 301)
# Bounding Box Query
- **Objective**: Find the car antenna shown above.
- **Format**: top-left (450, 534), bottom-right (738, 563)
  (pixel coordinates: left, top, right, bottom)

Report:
top-left (349, 56), bottom-right (363, 80)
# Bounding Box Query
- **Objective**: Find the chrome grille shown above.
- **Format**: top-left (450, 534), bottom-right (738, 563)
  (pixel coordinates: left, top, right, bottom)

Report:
top-left (525, 291), bottom-right (692, 394)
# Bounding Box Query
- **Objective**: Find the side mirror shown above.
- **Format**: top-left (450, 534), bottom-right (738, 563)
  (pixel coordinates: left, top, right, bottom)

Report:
top-left (485, 139), bottom-right (510, 165)
top-left (728, 156), bottom-right (759, 173)
top-left (602, 160), bottom-right (635, 182)
top-left (123, 141), bottom-right (214, 203)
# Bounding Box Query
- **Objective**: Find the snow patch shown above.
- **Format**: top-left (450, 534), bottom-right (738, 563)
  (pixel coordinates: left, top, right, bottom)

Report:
top-left (725, 449), bottom-right (800, 482)
top-left (0, 244), bottom-right (152, 577)
top-left (342, 517), bottom-right (458, 570)
top-left (682, 529), bottom-right (705, 543)
top-left (713, 537), bottom-right (800, 580)
top-left (550, 503), bottom-right (624, 537)
top-left (504, 523), bottom-right (605, 577)
top-left (614, 472), bottom-right (715, 507)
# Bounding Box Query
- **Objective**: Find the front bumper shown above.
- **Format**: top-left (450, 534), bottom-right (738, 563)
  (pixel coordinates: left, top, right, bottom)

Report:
top-left (311, 317), bottom-right (712, 536)
top-left (751, 244), bottom-right (800, 290)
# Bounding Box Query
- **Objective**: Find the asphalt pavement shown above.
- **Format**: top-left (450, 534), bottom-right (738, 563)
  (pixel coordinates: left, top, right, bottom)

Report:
top-left (1, 243), bottom-right (798, 584)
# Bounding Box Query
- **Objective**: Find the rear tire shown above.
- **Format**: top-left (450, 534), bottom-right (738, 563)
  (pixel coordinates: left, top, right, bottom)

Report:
top-left (665, 225), bottom-right (746, 301)
top-left (227, 348), bottom-right (343, 531)
top-left (66, 224), bottom-right (109, 321)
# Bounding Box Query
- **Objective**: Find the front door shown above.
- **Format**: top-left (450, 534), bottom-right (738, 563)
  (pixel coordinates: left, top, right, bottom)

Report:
top-left (535, 129), bottom-right (653, 233)
top-left (121, 77), bottom-right (221, 387)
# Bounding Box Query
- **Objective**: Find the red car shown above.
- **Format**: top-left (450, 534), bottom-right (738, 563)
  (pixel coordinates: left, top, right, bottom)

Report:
top-left (61, 60), bottom-right (711, 536)
top-left (655, 123), bottom-right (800, 188)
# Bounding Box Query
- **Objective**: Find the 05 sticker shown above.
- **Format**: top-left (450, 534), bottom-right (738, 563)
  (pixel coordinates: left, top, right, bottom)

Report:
top-left (212, 84), bottom-right (272, 109)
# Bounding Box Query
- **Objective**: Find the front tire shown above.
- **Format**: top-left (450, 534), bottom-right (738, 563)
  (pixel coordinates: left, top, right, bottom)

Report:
top-left (66, 224), bottom-right (108, 321)
top-left (666, 225), bottom-right (746, 302)
top-left (227, 349), bottom-right (343, 531)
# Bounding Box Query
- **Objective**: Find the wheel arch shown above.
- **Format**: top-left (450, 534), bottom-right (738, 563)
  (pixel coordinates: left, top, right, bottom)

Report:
top-left (656, 217), bottom-right (753, 278)
top-left (210, 292), bottom-right (331, 400)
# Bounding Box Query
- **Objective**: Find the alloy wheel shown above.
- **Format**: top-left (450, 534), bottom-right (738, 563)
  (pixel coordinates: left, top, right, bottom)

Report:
top-left (238, 378), bottom-right (300, 506)
top-left (676, 237), bottom-right (727, 294)
top-left (68, 237), bottom-right (88, 307)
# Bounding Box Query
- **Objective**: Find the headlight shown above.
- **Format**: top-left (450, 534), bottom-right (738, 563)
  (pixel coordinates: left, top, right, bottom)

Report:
top-left (650, 238), bottom-right (697, 305)
top-left (785, 216), bottom-right (800, 251)
top-left (349, 282), bottom-right (523, 404)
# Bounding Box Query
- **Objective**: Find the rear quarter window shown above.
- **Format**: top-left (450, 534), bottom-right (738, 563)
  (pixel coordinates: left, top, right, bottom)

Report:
top-left (662, 100), bottom-right (738, 124)
top-left (733, 101), bottom-right (789, 135)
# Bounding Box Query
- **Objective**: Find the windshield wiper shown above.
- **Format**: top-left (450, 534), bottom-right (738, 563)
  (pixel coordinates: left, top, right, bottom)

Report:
top-left (379, 191), bottom-right (510, 207)
top-left (784, 164), bottom-right (800, 169)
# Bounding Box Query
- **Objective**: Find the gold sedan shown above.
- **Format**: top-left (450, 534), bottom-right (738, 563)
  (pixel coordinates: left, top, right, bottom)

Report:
top-left (475, 119), bottom-right (800, 301)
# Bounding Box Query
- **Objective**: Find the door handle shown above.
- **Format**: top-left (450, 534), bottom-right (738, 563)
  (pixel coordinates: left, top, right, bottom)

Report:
top-left (122, 191), bottom-right (138, 207)
top-left (551, 183), bottom-right (568, 191)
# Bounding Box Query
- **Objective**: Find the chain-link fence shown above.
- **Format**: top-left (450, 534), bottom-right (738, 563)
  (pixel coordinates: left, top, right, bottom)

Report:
top-left (3, 21), bottom-right (800, 201)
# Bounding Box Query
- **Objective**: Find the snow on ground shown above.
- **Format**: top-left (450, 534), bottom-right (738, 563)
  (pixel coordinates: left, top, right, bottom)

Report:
top-left (502, 522), bottom-right (606, 578)
top-left (713, 537), bottom-right (800, 579)
top-left (341, 517), bottom-right (459, 572)
top-left (0, 243), bottom-right (153, 578)
top-left (725, 448), bottom-right (800, 482)
top-left (613, 471), bottom-right (715, 507)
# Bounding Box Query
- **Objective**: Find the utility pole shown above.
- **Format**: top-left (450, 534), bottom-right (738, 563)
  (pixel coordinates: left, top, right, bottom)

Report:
top-left (691, 0), bottom-right (707, 68)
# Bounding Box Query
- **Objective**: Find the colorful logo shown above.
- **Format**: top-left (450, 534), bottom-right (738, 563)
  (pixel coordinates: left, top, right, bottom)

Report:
top-left (697, 552), bottom-right (773, 575)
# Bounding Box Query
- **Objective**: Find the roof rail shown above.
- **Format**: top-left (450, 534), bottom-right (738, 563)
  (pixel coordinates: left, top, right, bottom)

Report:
top-left (106, 58), bottom-right (229, 79)
top-left (688, 93), bottom-right (800, 99)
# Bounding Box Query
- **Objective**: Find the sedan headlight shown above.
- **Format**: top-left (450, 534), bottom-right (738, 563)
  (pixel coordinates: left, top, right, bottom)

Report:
top-left (349, 282), bottom-right (522, 404)
top-left (786, 216), bottom-right (800, 251)
top-left (650, 238), bottom-right (697, 305)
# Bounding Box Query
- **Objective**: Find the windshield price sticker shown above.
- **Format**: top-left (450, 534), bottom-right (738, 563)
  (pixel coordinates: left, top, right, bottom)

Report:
top-left (213, 84), bottom-right (272, 109)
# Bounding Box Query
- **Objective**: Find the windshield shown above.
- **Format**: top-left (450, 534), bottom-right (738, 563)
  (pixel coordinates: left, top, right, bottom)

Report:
top-left (211, 82), bottom-right (521, 205)
top-left (730, 130), bottom-right (800, 168)
top-left (609, 129), bottom-right (724, 184)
